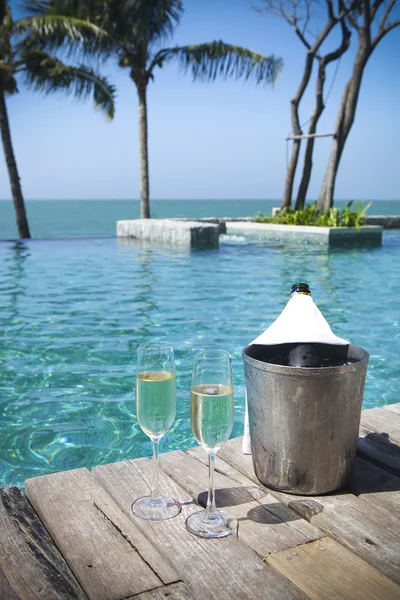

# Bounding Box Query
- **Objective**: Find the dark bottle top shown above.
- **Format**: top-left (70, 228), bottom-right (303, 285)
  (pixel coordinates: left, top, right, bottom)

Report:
top-left (290, 282), bottom-right (311, 296)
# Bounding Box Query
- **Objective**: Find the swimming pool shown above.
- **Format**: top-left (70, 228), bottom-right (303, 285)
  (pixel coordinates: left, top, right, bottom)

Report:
top-left (1, 232), bottom-right (399, 488)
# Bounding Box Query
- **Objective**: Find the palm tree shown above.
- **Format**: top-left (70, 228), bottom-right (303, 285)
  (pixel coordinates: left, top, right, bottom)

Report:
top-left (0, 0), bottom-right (115, 238)
top-left (29, 0), bottom-right (283, 218)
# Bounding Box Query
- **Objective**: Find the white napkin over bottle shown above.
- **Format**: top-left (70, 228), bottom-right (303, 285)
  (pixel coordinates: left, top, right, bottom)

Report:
top-left (242, 293), bottom-right (349, 454)
top-left (252, 293), bottom-right (348, 346)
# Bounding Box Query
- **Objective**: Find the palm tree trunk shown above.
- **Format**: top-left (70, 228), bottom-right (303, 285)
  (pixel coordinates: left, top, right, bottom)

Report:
top-left (0, 89), bottom-right (31, 238)
top-left (137, 84), bottom-right (150, 219)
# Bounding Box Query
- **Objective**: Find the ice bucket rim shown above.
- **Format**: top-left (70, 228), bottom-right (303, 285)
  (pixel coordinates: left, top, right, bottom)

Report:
top-left (242, 343), bottom-right (369, 376)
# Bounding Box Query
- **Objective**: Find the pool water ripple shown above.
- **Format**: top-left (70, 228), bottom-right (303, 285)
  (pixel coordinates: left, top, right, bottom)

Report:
top-left (1, 232), bottom-right (399, 487)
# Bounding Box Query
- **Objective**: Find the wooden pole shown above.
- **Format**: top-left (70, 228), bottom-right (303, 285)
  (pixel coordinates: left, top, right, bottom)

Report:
top-left (286, 132), bottom-right (335, 140)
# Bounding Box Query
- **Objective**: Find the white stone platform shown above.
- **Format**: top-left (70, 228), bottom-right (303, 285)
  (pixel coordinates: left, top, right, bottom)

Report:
top-left (117, 219), bottom-right (220, 249)
top-left (225, 222), bottom-right (383, 245)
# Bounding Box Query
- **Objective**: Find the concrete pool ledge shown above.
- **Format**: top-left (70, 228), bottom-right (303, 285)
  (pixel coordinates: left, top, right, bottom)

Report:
top-left (225, 221), bottom-right (383, 245)
top-left (117, 219), bottom-right (220, 249)
top-left (117, 218), bottom-right (384, 248)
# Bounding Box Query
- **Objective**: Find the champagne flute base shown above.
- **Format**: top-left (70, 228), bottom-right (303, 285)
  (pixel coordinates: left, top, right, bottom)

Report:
top-left (186, 509), bottom-right (237, 538)
top-left (131, 495), bottom-right (181, 521)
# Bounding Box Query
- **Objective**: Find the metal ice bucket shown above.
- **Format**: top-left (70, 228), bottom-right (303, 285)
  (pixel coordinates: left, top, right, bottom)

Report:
top-left (243, 344), bottom-right (369, 495)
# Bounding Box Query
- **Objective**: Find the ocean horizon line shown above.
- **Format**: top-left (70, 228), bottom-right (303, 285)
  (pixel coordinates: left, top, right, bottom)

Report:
top-left (1, 197), bottom-right (399, 202)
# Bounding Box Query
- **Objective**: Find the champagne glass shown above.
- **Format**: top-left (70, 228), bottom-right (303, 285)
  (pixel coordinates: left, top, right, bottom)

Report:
top-left (132, 342), bottom-right (181, 520)
top-left (186, 349), bottom-right (237, 538)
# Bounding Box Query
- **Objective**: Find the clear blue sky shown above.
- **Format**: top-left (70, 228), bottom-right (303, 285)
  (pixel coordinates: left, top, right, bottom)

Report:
top-left (2, 0), bottom-right (399, 201)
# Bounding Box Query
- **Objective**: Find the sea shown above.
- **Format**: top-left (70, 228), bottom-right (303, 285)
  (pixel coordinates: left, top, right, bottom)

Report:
top-left (1, 198), bottom-right (399, 239)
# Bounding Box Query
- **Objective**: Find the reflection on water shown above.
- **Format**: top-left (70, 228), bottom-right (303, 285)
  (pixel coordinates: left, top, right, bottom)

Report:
top-left (0, 232), bottom-right (399, 488)
top-left (4, 241), bottom-right (31, 321)
top-left (131, 247), bottom-right (158, 341)
top-left (117, 235), bottom-right (192, 254)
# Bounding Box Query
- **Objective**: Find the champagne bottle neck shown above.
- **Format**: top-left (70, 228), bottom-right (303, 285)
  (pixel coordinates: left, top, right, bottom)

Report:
top-left (290, 282), bottom-right (311, 297)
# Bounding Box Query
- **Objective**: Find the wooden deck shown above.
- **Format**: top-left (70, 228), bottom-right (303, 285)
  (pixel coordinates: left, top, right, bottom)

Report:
top-left (1, 403), bottom-right (400, 600)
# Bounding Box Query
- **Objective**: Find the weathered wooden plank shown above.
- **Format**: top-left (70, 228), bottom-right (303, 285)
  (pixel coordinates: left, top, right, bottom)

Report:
top-left (25, 468), bottom-right (179, 600)
top-left (267, 536), bottom-right (400, 600)
top-left (187, 445), bottom-right (321, 541)
top-left (175, 446), bottom-right (322, 557)
top-left (0, 567), bottom-right (21, 600)
top-left (218, 437), bottom-right (400, 584)
top-left (349, 455), bottom-right (400, 508)
top-left (286, 489), bottom-right (400, 580)
top-left (358, 404), bottom-right (400, 475)
top-left (384, 403), bottom-right (400, 415)
top-left (360, 406), bottom-right (400, 445)
top-left (129, 582), bottom-right (195, 600)
top-left (357, 422), bottom-right (400, 475)
top-left (217, 438), bottom-right (259, 485)
top-left (93, 455), bottom-right (307, 600)
top-left (0, 486), bottom-right (87, 600)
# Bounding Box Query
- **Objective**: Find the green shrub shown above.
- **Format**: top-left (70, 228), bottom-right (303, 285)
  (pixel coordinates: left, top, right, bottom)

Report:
top-left (255, 201), bottom-right (371, 230)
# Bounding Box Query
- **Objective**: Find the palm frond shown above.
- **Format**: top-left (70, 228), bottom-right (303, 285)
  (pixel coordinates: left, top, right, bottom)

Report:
top-left (16, 14), bottom-right (114, 59)
top-left (0, 63), bottom-right (18, 93)
top-left (23, 0), bottom-right (182, 48)
top-left (0, 3), bottom-right (16, 93)
top-left (154, 41), bottom-right (283, 85)
top-left (20, 0), bottom-right (51, 16)
top-left (0, 0), bottom-right (7, 24)
top-left (0, 3), bottom-right (13, 63)
top-left (20, 49), bottom-right (116, 119)
top-left (129, 0), bottom-right (183, 43)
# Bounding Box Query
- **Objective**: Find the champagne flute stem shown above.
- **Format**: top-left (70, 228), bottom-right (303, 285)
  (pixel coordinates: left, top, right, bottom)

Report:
top-left (150, 438), bottom-right (160, 501)
top-left (206, 451), bottom-right (217, 519)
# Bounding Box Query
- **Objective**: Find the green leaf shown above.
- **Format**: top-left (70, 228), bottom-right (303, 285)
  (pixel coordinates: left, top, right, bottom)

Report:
top-left (21, 49), bottom-right (116, 119)
top-left (16, 13), bottom-right (114, 60)
top-left (21, 0), bottom-right (183, 55)
top-left (255, 201), bottom-right (371, 228)
top-left (156, 41), bottom-right (283, 84)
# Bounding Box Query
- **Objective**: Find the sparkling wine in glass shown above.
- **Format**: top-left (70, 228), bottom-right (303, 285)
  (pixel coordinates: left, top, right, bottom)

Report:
top-left (186, 349), bottom-right (237, 538)
top-left (132, 342), bottom-right (181, 520)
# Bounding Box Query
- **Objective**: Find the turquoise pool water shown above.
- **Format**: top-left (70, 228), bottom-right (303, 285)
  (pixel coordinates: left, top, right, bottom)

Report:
top-left (1, 232), bottom-right (399, 488)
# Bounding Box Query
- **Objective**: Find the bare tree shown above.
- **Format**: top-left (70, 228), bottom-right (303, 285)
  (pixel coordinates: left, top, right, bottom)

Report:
top-left (317, 0), bottom-right (400, 213)
top-left (258, 0), bottom-right (354, 209)
top-left (295, 1), bottom-right (352, 209)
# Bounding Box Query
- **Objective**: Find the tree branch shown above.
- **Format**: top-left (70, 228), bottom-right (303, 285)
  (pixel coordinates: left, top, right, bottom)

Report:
top-left (257, 0), bottom-right (313, 48)
top-left (302, 0), bottom-right (311, 36)
top-left (326, 0), bottom-right (334, 20)
top-left (293, 23), bottom-right (312, 49)
top-left (311, 0), bottom-right (359, 56)
top-left (371, 0), bottom-right (386, 20)
top-left (378, 0), bottom-right (396, 30)
top-left (363, 0), bottom-right (372, 32)
top-left (324, 19), bottom-right (352, 64)
top-left (372, 18), bottom-right (400, 49)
